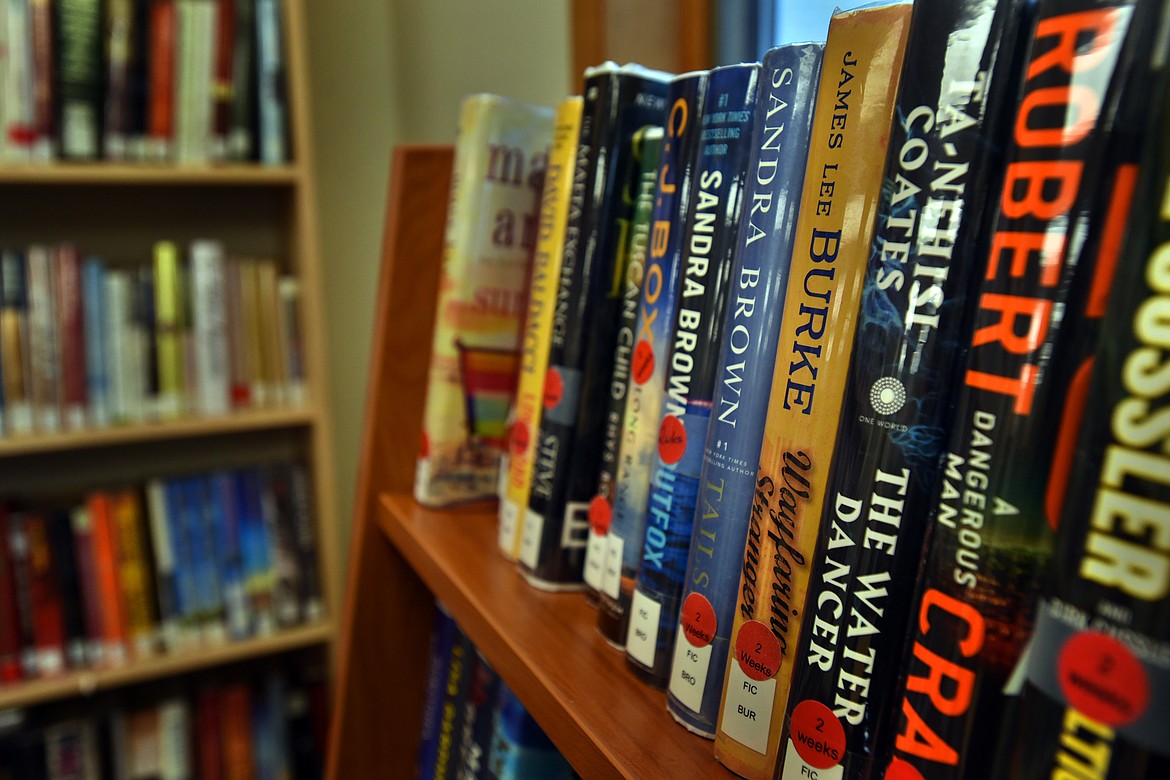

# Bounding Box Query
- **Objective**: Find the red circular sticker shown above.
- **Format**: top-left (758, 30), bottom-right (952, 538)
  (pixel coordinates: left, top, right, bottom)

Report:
top-left (1058, 631), bottom-right (1149, 727)
top-left (510, 420), bottom-right (530, 457)
top-left (658, 415), bottom-right (686, 464)
top-left (543, 368), bottom-right (564, 410)
top-left (633, 339), bottom-right (655, 385)
top-left (681, 592), bottom-right (717, 648)
top-left (790, 700), bottom-right (846, 770)
top-left (735, 620), bottom-right (781, 681)
top-left (884, 757), bottom-right (925, 780)
top-left (588, 495), bottom-right (612, 536)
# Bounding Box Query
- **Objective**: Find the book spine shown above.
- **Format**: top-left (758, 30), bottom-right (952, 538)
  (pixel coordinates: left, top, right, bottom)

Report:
top-left (88, 492), bottom-right (130, 665)
top-left (26, 243), bottom-right (61, 433)
top-left (147, 0), bottom-right (176, 161)
top-left (598, 71), bottom-right (707, 646)
top-left (211, 0), bottom-right (237, 161)
top-left (712, 5), bottom-right (914, 777)
top-left (497, 95), bottom-right (583, 561)
top-left (254, 0), bottom-right (286, 164)
top-left (518, 66), bottom-right (670, 588)
top-left (263, 464), bottom-right (303, 627)
top-left (414, 95), bottom-right (553, 508)
top-left (625, 62), bottom-right (760, 687)
top-left (103, 270), bottom-right (133, 424)
top-left (103, 0), bottom-right (136, 159)
top-left (136, 265), bottom-right (160, 420)
top-left (191, 239), bottom-right (231, 416)
top-left (4, 0), bottom-right (36, 161)
top-left (221, 682), bottom-right (255, 780)
top-left (196, 686), bottom-right (225, 780)
top-left (163, 478), bottom-right (200, 646)
top-left (29, 0), bottom-right (54, 160)
top-left (68, 505), bottom-right (105, 665)
top-left (227, 0), bottom-right (254, 161)
top-left (0, 249), bottom-right (33, 434)
top-left (255, 259), bottom-right (285, 406)
top-left (82, 257), bottom-right (109, 428)
top-left (26, 512), bottom-right (67, 676)
top-left (582, 127), bottom-right (664, 593)
top-left (158, 697), bottom-right (192, 780)
top-left (154, 240), bottom-right (186, 419)
top-left (286, 461), bottom-right (321, 622)
top-left (276, 276), bottom-right (305, 405)
top-left (5, 512), bottom-right (38, 676)
top-left (996, 25), bottom-right (1170, 776)
top-left (56, 0), bottom-right (103, 160)
top-left (666, 42), bottom-right (823, 738)
top-left (432, 623), bottom-right (475, 780)
top-left (55, 243), bottom-right (88, 431)
top-left (416, 603), bottom-right (458, 780)
top-left (112, 489), bottom-right (159, 658)
top-left (46, 509), bottom-right (87, 669)
top-left (211, 470), bottom-right (250, 639)
top-left (188, 475), bottom-right (227, 643)
top-left (0, 510), bottom-right (25, 680)
top-left (237, 467), bottom-right (275, 635)
top-left (458, 651), bottom-right (501, 780)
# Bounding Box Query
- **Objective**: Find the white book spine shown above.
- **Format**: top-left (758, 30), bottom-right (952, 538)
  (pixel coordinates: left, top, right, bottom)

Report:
top-left (191, 240), bottom-right (230, 415)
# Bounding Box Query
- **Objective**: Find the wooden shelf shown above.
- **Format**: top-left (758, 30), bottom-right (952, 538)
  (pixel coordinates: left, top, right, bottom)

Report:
top-left (376, 492), bottom-right (724, 780)
top-left (0, 622), bottom-right (333, 710)
top-left (0, 407), bottom-right (317, 458)
top-left (0, 164), bottom-right (301, 186)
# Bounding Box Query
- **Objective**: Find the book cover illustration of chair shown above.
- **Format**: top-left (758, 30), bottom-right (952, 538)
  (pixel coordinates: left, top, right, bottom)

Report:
top-left (455, 339), bottom-right (520, 464)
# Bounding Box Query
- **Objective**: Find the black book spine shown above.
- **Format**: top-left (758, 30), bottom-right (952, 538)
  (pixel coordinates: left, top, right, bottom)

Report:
top-left (582, 127), bottom-right (664, 594)
top-left (519, 64), bottom-right (669, 589)
top-left (993, 3), bottom-right (1170, 778)
top-left (46, 508), bottom-right (87, 669)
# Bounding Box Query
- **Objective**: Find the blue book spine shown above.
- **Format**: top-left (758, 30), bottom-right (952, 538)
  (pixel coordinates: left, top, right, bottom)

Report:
top-left (487, 681), bottom-right (574, 780)
top-left (665, 42), bottom-right (824, 737)
top-left (237, 467), bottom-right (276, 635)
top-left (597, 70), bottom-right (708, 646)
top-left (625, 62), bottom-right (761, 687)
top-left (81, 257), bottom-right (108, 428)
top-left (183, 476), bottom-right (225, 641)
top-left (416, 603), bottom-right (457, 780)
top-left (211, 470), bottom-right (249, 641)
top-left (164, 479), bottom-right (198, 643)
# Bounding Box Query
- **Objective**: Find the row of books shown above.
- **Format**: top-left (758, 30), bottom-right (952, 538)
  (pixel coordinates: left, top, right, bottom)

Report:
top-left (0, 461), bottom-right (322, 683)
top-left (415, 604), bottom-right (573, 780)
top-left (0, 0), bottom-right (290, 165)
top-left (0, 664), bottom-right (326, 779)
top-left (414, 0), bottom-right (1170, 777)
top-left (0, 240), bottom-right (305, 438)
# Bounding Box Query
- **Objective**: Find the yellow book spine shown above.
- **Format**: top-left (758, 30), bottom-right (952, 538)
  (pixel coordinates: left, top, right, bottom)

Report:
top-left (497, 96), bottom-right (583, 560)
top-left (153, 240), bottom-right (185, 418)
top-left (112, 489), bottom-right (159, 658)
top-left (713, 4), bottom-right (914, 778)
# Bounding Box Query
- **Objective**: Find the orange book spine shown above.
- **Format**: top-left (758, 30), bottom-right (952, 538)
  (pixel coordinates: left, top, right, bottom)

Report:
top-left (87, 491), bottom-right (130, 665)
top-left (147, 0), bottom-right (177, 159)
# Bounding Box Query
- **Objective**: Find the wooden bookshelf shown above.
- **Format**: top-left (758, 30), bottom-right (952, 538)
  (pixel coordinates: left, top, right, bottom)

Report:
top-left (0, 622), bottom-right (333, 711)
top-left (0, 0), bottom-right (340, 726)
top-left (328, 145), bottom-right (725, 778)
top-left (0, 164), bottom-right (301, 186)
top-left (377, 494), bottom-right (719, 778)
top-left (0, 408), bottom-right (317, 458)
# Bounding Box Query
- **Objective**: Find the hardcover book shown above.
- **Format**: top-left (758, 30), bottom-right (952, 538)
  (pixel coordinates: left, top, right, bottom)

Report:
top-left (666, 41), bottom-right (823, 739)
top-left (596, 70), bottom-right (708, 646)
top-left (414, 93), bottom-right (554, 508)
top-left (517, 62), bottom-right (671, 589)
top-left (997, 18), bottom-right (1170, 776)
top-left (581, 126), bottom-right (664, 594)
top-left (497, 95), bottom-right (584, 561)
top-left (891, 1), bottom-right (1163, 778)
top-left (56, 0), bottom-right (103, 160)
top-left (624, 61), bottom-right (761, 688)
top-left (769, 1), bottom-right (1040, 777)
top-left (710, 4), bottom-right (914, 777)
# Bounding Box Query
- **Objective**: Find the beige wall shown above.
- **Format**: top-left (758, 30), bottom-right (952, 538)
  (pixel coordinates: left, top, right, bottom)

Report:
top-left (305, 1), bottom-right (572, 555)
